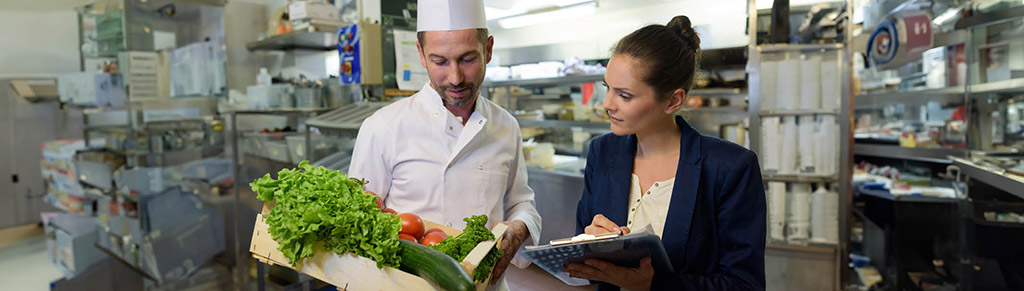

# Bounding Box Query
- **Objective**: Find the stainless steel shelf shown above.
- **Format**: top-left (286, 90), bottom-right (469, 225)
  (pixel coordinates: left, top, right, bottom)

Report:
top-left (952, 157), bottom-right (1024, 201)
top-left (854, 86), bottom-right (965, 108)
top-left (766, 242), bottom-right (838, 254)
top-left (246, 31), bottom-right (337, 51)
top-left (955, 5), bottom-right (1024, 29)
top-left (223, 107), bottom-right (336, 115)
top-left (483, 74), bottom-right (605, 87)
top-left (757, 43), bottom-right (844, 53)
top-left (305, 102), bottom-right (389, 131)
top-left (759, 109), bottom-right (839, 116)
top-left (969, 78), bottom-right (1024, 95)
top-left (686, 106), bottom-right (748, 113)
top-left (107, 145), bottom-right (224, 157)
top-left (762, 174), bottom-right (838, 183)
top-left (689, 88), bottom-right (746, 96)
top-left (517, 119), bottom-right (611, 131)
top-left (853, 144), bottom-right (965, 164)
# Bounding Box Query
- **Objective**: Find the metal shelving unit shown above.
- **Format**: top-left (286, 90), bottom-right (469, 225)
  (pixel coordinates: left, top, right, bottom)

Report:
top-left (304, 102), bottom-right (389, 132)
top-left (854, 86), bottom-right (966, 108)
top-left (225, 108), bottom-right (335, 291)
top-left (757, 43), bottom-right (845, 53)
top-left (516, 119), bottom-right (611, 131)
top-left (762, 173), bottom-right (840, 183)
top-left (688, 105), bottom-right (747, 112)
top-left (767, 242), bottom-right (839, 253)
top-left (954, 5), bottom-right (1024, 29)
top-left (853, 144), bottom-right (965, 164)
top-left (483, 74), bottom-right (604, 87)
top-left (246, 31), bottom-right (338, 51)
top-left (758, 109), bottom-right (840, 116)
top-left (952, 157), bottom-right (1024, 201)
top-left (968, 78), bottom-right (1024, 95)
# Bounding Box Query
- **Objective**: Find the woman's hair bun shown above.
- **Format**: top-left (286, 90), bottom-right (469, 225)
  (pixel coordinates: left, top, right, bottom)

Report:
top-left (667, 15), bottom-right (700, 51)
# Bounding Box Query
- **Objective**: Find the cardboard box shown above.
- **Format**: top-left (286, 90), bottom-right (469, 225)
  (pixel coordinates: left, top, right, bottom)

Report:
top-left (57, 72), bottom-right (127, 107)
top-left (250, 203), bottom-right (506, 290)
top-left (288, 1), bottom-right (339, 21)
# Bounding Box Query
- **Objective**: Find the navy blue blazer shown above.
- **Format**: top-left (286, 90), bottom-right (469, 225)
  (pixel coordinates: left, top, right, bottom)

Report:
top-left (575, 116), bottom-right (766, 290)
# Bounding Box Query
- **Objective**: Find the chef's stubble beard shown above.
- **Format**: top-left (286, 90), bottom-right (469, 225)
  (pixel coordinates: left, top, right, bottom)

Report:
top-left (433, 83), bottom-right (478, 108)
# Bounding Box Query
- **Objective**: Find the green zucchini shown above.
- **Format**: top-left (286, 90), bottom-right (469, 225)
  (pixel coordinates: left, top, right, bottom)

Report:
top-left (397, 239), bottom-right (475, 291)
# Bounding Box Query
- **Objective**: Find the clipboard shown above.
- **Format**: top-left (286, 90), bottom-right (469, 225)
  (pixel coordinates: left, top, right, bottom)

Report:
top-left (522, 227), bottom-right (674, 286)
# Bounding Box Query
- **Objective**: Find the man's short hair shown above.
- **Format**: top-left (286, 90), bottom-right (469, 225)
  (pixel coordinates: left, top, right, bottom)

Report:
top-left (416, 28), bottom-right (489, 49)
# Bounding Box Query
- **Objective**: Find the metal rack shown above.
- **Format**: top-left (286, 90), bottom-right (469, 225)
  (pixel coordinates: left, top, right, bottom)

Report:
top-left (516, 119), bottom-right (611, 131)
top-left (224, 107), bottom-right (335, 290)
top-left (304, 102), bottom-right (389, 132)
top-left (758, 109), bottom-right (841, 116)
top-left (746, 0), bottom-right (851, 288)
top-left (246, 31), bottom-right (338, 51)
top-left (952, 157), bottom-right (1024, 201)
top-left (854, 86), bottom-right (966, 108)
top-left (853, 144), bottom-right (966, 164)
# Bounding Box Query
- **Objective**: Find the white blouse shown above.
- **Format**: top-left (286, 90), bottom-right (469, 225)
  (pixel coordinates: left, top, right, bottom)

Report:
top-left (626, 174), bottom-right (676, 238)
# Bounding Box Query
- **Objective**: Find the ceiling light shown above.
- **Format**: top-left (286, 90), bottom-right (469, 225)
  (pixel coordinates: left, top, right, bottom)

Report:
top-left (497, 0), bottom-right (597, 29)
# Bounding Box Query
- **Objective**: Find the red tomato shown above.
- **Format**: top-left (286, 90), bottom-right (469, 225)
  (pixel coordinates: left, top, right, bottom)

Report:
top-left (424, 228), bottom-right (445, 236)
top-left (366, 190), bottom-right (384, 209)
top-left (383, 208), bottom-right (397, 214)
top-left (398, 233), bottom-right (418, 243)
top-left (398, 213), bottom-right (425, 239)
top-left (420, 231), bottom-right (447, 246)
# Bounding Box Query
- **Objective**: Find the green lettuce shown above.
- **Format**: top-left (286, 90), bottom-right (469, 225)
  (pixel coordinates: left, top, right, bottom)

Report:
top-left (430, 215), bottom-right (503, 283)
top-left (251, 161), bottom-right (402, 268)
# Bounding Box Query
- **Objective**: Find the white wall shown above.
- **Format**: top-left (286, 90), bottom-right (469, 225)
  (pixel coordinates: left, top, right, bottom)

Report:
top-left (487, 0), bottom-right (750, 64)
top-left (0, 10), bottom-right (81, 78)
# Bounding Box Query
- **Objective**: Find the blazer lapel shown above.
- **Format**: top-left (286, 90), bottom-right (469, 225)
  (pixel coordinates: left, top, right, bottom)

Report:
top-left (605, 134), bottom-right (636, 227)
top-left (661, 116), bottom-right (703, 265)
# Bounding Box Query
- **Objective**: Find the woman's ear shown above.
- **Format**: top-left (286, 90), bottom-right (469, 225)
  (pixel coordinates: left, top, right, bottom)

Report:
top-left (664, 88), bottom-right (686, 114)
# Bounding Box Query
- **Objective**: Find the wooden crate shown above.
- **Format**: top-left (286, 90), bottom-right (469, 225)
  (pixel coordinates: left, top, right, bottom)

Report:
top-left (250, 204), bottom-right (506, 290)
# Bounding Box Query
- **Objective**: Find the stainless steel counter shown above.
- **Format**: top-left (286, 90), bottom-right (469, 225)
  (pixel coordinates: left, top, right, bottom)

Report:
top-left (526, 167), bottom-right (585, 245)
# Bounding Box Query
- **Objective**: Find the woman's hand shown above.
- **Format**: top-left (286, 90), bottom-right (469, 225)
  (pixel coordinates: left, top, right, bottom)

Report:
top-left (584, 214), bottom-right (631, 235)
top-left (565, 257), bottom-right (654, 290)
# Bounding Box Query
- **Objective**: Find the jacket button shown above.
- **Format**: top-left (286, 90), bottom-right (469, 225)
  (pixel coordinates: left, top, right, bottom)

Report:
top-left (631, 208), bottom-right (635, 211)
top-left (654, 183), bottom-right (659, 187)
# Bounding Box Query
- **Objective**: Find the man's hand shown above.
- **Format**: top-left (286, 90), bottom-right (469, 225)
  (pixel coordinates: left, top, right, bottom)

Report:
top-left (565, 257), bottom-right (654, 291)
top-left (488, 220), bottom-right (529, 285)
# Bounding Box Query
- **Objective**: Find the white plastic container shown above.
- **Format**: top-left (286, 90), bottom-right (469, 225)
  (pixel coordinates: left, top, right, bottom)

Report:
top-left (530, 143), bottom-right (555, 170)
top-left (786, 183), bottom-right (812, 242)
top-left (257, 67), bottom-right (272, 86)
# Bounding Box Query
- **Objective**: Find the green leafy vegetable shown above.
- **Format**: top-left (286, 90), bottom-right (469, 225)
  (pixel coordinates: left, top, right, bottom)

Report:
top-left (430, 215), bottom-right (503, 283)
top-left (251, 161), bottom-right (402, 268)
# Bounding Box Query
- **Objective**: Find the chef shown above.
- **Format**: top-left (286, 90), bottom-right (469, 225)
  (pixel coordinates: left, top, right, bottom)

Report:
top-left (347, 0), bottom-right (541, 286)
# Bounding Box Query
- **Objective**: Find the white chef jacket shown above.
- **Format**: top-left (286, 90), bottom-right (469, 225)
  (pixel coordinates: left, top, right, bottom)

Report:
top-left (348, 82), bottom-right (542, 267)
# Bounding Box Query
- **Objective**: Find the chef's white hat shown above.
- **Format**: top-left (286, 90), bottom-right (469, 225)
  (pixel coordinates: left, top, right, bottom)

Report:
top-left (416, 0), bottom-right (488, 32)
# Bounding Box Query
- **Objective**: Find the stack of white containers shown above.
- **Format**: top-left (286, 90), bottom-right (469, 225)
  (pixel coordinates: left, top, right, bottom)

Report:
top-left (760, 50), bottom-right (841, 243)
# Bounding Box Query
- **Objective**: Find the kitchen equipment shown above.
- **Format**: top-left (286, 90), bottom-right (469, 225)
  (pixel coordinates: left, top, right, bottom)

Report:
top-left (293, 77), bottom-right (328, 108)
top-left (940, 120), bottom-right (966, 145)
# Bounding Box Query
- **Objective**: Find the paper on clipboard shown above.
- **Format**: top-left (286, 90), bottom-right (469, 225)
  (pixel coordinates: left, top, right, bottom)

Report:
top-left (523, 226), bottom-right (667, 286)
top-left (393, 30), bottom-right (429, 90)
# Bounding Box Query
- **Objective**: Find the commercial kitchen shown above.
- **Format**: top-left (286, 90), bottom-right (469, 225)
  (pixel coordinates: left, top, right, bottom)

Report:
top-left (0, 0), bottom-right (1022, 290)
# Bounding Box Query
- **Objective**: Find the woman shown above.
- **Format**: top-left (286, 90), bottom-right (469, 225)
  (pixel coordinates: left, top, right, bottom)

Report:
top-left (567, 15), bottom-right (767, 290)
